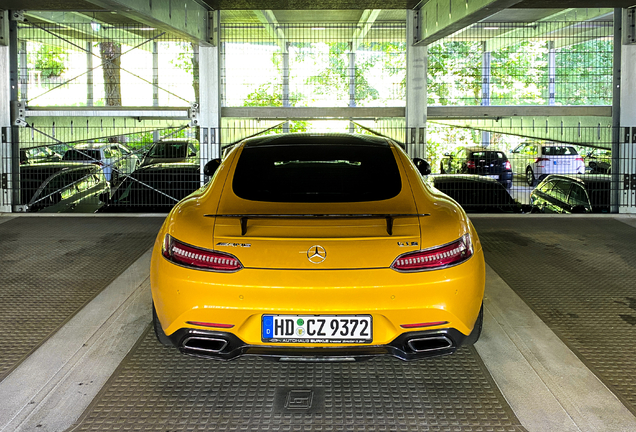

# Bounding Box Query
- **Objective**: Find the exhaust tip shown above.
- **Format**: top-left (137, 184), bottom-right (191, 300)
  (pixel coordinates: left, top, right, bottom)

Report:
top-left (182, 336), bottom-right (228, 354)
top-left (407, 336), bottom-right (453, 353)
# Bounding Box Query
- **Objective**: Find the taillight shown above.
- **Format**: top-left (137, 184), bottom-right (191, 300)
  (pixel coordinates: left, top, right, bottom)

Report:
top-left (504, 160), bottom-right (511, 170)
top-left (576, 157), bottom-right (584, 163)
top-left (391, 234), bottom-right (473, 272)
top-left (466, 160), bottom-right (476, 169)
top-left (535, 157), bottom-right (549, 167)
top-left (162, 234), bottom-right (242, 272)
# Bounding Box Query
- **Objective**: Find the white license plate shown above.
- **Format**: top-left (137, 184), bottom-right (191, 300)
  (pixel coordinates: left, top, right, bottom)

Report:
top-left (487, 175), bottom-right (499, 179)
top-left (554, 160), bottom-right (570, 165)
top-left (262, 315), bottom-right (372, 343)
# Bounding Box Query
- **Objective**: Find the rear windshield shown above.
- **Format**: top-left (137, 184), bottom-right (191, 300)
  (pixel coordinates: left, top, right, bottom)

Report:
top-left (63, 149), bottom-right (101, 161)
top-left (232, 144), bottom-right (402, 202)
top-left (148, 142), bottom-right (189, 158)
top-left (542, 146), bottom-right (578, 156)
top-left (469, 151), bottom-right (506, 160)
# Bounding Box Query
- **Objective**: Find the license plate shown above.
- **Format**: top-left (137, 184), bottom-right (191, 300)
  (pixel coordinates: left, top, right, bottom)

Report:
top-left (262, 315), bottom-right (372, 343)
top-left (487, 174), bottom-right (499, 179)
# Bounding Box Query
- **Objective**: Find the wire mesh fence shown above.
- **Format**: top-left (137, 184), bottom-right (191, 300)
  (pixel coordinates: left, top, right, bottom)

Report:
top-left (428, 20), bottom-right (614, 106)
top-left (17, 22), bottom-right (195, 107)
top-left (6, 13), bottom-right (635, 214)
top-left (221, 22), bottom-right (406, 108)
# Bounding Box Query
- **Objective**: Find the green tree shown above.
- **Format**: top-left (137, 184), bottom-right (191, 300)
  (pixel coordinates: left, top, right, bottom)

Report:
top-left (34, 44), bottom-right (68, 78)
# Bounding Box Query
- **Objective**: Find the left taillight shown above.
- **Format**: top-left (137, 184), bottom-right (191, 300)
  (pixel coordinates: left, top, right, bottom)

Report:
top-left (391, 234), bottom-right (473, 272)
top-left (162, 234), bottom-right (243, 272)
top-left (504, 160), bottom-right (511, 170)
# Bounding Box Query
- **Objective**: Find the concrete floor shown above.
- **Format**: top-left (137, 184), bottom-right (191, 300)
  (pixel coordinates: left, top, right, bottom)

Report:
top-left (0, 214), bottom-right (635, 432)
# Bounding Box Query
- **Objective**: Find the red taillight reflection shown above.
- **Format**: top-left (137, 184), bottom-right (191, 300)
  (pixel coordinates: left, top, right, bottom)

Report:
top-left (400, 321), bottom-right (449, 329)
top-left (391, 234), bottom-right (473, 272)
top-left (466, 160), bottom-right (476, 169)
top-left (186, 321), bottom-right (235, 329)
top-left (162, 234), bottom-right (243, 272)
top-left (504, 160), bottom-right (511, 170)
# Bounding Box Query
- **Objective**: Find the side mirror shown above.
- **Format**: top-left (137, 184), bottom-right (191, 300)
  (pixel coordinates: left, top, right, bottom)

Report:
top-left (443, 152), bottom-right (451, 157)
top-left (413, 158), bottom-right (431, 176)
top-left (203, 158), bottom-right (222, 177)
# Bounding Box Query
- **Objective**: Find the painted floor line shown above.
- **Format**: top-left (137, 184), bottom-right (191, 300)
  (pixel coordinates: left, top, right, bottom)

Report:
top-left (477, 264), bottom-right (636, 432)
top-left (0, 248), bottom-right (153, 432)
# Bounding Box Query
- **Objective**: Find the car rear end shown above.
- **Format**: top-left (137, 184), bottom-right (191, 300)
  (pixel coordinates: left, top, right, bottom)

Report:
top-left (465, 150), bottom-right (512, 189)
top-left (535, 145), bottom-right (585, 178)
top-left (151, 135), bottom-right (485, 361)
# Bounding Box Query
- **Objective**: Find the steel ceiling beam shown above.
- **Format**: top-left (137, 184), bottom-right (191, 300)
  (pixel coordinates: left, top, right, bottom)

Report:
top-left (413, 0), bottom-right (524, 46)
top-left (482, 8), bottom-right (613, 52)
top-left (80, 0), bottom-right (211, 44)
top-left (352, 9), bottom-right (381, 51)
top-left (253, 10), bottom-right (287, 53)
top-left (24, 11), bottom-right (153, 51)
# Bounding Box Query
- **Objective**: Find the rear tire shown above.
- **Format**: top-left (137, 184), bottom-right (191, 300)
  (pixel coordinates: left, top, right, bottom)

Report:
top-left (463, 304), bottom-right (483, 346)
top-left (526, 167), bottom-right (535, 187)
top-left (153, 303), bottom-right (173, 347)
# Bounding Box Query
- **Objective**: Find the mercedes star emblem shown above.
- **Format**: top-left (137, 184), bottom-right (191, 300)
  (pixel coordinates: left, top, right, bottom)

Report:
top-left (307, 245), bottom-right (327, 264)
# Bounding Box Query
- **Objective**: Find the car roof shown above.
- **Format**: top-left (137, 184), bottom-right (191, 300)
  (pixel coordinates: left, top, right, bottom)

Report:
top-left (242, 133), bottom-right (392, 148)
top-left (20, 162), bottom-right (93, 172)
top-left (430, 174), bottom-right (501, 184)
top-left (542, 174), bottom-right (611, 185)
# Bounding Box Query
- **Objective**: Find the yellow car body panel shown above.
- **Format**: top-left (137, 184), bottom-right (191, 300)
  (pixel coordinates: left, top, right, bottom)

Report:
top-left (150, 134), bottom-right (485, 360)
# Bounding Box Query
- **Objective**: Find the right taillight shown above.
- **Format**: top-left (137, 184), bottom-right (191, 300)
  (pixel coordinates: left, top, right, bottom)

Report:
top-left (162, 234), bottom-right (243, 272)
top-left (391, 234), bottom-right (473, 272)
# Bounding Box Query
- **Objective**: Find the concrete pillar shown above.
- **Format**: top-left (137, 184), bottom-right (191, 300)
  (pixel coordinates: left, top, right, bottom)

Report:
top-left (481, 42), bottom-right (491, 147)
top-left (152, 41), bottom-right (159, 142)
top-left (198, 11), bottom-right (221, 181)
top-left (348, 44), bottom-right (355, 133)
top-left (282, 42), bottom-right (290, 133)
top-left (0, 11), bottom-right (12, 212)
top-left (406, 9), bottom-right (427, 159)
top-left (619, 8), bottom-right (636, 213)
top-left (86, 42), bottom-right (94, 107)
top-left (548, 40), bottom-right (556, 106)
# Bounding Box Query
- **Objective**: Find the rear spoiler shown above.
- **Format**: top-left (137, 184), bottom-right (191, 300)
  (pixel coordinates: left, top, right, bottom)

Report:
top-left (203, 214), bottom-right (430, 236)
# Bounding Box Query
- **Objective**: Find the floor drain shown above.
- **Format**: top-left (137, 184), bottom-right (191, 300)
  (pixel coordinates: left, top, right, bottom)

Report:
top-left (274, 387), bottom-right (324, 413)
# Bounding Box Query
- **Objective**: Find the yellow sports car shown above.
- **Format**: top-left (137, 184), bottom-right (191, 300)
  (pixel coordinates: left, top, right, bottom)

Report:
top-left (150, 133), bottom-right (485, 361)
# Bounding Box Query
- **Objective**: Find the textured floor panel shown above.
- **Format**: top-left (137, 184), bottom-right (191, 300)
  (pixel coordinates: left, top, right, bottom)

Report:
top-left (0, 217), bottom-right (164, 381)
top-left (472, 217), bottom-right (636, 413)
top-left (71, 330), bottom-right (525, 432)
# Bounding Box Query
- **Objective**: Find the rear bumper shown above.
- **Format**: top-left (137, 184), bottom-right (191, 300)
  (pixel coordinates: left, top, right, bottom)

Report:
top-left (167, 327), bottom-right (471, 361)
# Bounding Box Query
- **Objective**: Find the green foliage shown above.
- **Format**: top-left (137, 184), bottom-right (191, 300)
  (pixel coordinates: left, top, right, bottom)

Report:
top-left (305, 42), bottom-right (380, 104)
top-left (554, 39), bottom-right (613, 105)
top-left (428, 41), bottom-right (482, 105)
top-left (34, 44), bottom-right (68, 78)
top-left (490, 41), bottom-right (547, 105)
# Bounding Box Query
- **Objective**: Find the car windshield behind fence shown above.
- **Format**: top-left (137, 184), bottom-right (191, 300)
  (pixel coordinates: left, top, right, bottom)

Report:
top-left (232, 144), bottom-right (402, 203)
top-left (542, 146), bottom-right (578, 156)
top-left (63, 150), bottom-right (101, 161)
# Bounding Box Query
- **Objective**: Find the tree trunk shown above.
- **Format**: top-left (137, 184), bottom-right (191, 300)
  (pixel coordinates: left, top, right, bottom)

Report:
top-left (100, 42), bottom-right (122, 143)
top-left (100, 42), bottom-right (122, 107)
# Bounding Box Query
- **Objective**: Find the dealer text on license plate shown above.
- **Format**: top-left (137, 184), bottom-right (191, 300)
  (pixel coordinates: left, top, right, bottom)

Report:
top-left (262, 315), bottom-right (372, 343)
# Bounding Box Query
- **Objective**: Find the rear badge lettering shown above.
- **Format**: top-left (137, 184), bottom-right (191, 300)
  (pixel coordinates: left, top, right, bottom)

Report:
top-left (397, 241), bottom-right (418, 247)
top-left (216, 242), bottom-right (251, 248)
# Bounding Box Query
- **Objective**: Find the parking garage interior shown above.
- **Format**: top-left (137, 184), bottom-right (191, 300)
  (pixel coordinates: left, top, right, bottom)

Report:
top-left (1, 1), bottom-right (636, 431)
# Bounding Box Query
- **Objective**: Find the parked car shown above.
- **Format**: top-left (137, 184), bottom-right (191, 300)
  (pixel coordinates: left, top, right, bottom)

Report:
top-left (19, 146), bottom-right (63, 165)
top-left (530, 174), bottom-right (610, 214)
top-left (20, 163), bottom-right (109, 213)
top-left (510, 142), bottom-right (585, 186)
top-left (439, 147), bottom-right (512, 189)
top-left (426, 174), bottom-right (522, 213)
top-left (150, 133), bottom-right (485, 362)
top-left (99, 162), bottom-right (202, 212)
top-left (583, 148), bottom-right (611, 174)
top-left (62, 143), bottom-right (139, 184)
top-left (140, 139), bottom-right (198, 167)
